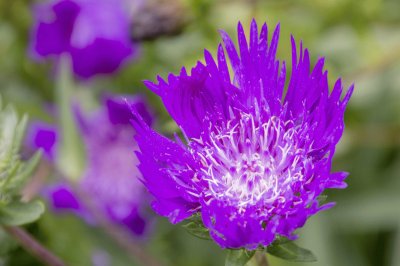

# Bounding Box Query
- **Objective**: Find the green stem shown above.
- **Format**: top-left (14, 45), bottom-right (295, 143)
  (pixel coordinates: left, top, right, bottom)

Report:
top-left (255, 251), bottom-right (269, 266)
top-left (3, 226), bottom-right (66, 266)
top-left (55, 56), bottom-right (84, 181)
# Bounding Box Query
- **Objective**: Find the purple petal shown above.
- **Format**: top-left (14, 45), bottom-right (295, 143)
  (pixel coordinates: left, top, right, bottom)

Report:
top-left (26, 121), bottom-right (58, 159)
top-left (144, 63), bottom-right (227, 138)
top-left (30, 0), bottom-right (80, 58)
top-left (70, 38), bottom-right (133, 79)
top-left (48, 184), bottom-right (81, 211)
top-left (132, 113), bottom-right (201, 223)
top-left (105, 95), bottom-right (153, 126)
top-left (30, 0), bottom-right (134, 79)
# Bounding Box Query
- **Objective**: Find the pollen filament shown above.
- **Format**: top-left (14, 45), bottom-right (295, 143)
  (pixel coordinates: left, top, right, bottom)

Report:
top-left (193, 114), bottom-right (310, 208)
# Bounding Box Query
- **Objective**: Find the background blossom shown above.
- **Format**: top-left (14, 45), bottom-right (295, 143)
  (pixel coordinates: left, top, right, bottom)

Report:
top-left (29, 95), bottom-right (153, 236)
top-left (30, 0), bottom-right (135, 79)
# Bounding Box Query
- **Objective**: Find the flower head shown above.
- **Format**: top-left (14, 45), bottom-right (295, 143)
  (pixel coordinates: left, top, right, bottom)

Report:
top-left (30, 0), bottom-right (135, 79)
top-left (133, 20), bottom-right (353, 249)
top-left (29, 95), bottom-right (153, 236)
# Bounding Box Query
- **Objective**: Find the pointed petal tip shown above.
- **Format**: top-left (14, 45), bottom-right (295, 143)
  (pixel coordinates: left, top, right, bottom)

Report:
top-left (259, 22), bottom-right (268, 34)
top-left (180, 66), bottom-right (188, 76)
top-left (129, 103), bottom-right (150, 134)
top-left (319, 202), bottom-right (336, 212)
top-left (342, 84), bottom-right (354, 106)
top-left (316, 56), bottom-right (326, 65)
top-left (237, 21), bottom-right (244, 29)
top-left (250, 18), bottom-right (257, 28)
top-left (143, 79), bottom-right (154, 86)
top-left (143, 79), bottom-right (160, 93)
top-left (148, 75), bottom-right (167, 87)
top-left (272, 23), bottom-right (281, 36)
top-left (218, 29), bottom-right (228, 37)
top-left (273, 23), bottom-right (281, 36)
top-left (348, 83), bottom-right (355, 94)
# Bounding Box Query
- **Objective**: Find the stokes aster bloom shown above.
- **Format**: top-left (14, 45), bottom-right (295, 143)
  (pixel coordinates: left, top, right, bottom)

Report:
top-left (28, 96), bottom-right (153, 235)
top-left (133, 20), bottom-right (354, 249)
top-left (30, 0), bottom-right (134, 79)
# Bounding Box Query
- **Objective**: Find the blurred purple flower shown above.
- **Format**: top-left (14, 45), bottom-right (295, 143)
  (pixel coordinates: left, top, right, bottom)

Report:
top-left (30, 0), bottom-right (135, 79)
top-left (30, 95), bottom-right (153, 236)
top-left (26, 122), bottom-right (58, 160)
top-left (132, 20), bottom-right (354, 249)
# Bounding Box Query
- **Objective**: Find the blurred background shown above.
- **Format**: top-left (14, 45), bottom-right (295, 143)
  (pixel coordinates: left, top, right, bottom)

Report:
top-left (1, 0), bottom-right (400, 265)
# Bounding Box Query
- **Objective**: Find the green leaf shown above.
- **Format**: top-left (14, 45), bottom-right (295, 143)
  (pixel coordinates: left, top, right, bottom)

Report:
top-left (225, 249), bottom-right (255, 266)
top-left (0, 200), bottom-right (45, 226)
top-left (0, 105), bottom-right (19, 174)
top-left (6, 150), bottom-right (42, 194)
top-left (0, 97), bottom-right (42, 199)
top-left (267, 241), bottom-right (317, 262)
top-left (270, 235), bottom-right (291, 245)
top-left (317, 195), bottom-right (328, 205)
top-left (12, 114), bottom-right (28, 161)
top-left (182, 214), bottom-right (211, 240)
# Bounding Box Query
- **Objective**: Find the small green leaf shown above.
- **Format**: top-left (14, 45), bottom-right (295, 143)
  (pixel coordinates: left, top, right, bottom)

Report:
top-left (0, 97), bottom-right (42, 199)
top-left (271, 235), bottom-right (291, 245)
top-left (182, 214), bottom-right (211, 240)
top-left (267, 241), bottom-right (317, 262)
top-left (225, 249), bottom-right (255, 266)
top-left (0, 200), bottom-right (45, 226)
top-left (12, 114), bottom-right (28, 159)
top-left (8, 150), bottom-right (42, 193)
top-left (317, 195), bottom-right (328, 205)
top-left (0, 105), bottom-right (19, 174)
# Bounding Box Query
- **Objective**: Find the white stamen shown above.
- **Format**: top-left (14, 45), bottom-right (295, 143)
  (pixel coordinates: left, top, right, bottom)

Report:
top-left (191, 114), bottom-right (310, 208)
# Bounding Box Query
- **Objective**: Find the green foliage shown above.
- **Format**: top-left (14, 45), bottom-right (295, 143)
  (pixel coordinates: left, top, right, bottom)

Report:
top-left (316, 195), bottom-right (328, 205)
top-left (225, 249), bottom-right (255, 266)
top-left (0, 200), bottom-right (44, 226)
top-left (183, 213), bottom-right (317, 264)
top-left (0, 96), bottom-right (43, 226)
top-left (266, 241), bottom-right (317, 262)
top-left (182, 214), bottom-right (212, 240)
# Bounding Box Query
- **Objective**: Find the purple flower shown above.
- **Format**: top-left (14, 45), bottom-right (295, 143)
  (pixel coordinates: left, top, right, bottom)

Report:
top-left (30, 95), bottom-right (153, 236)
top-left (26, 122), bottom-right (58, 160)
top-left (30, 0), bottom-right (134, 79)
top-left (132, 20), bottom-right (354, 249)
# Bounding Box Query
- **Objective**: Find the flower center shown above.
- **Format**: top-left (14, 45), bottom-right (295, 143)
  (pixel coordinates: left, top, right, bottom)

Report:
top-left (193, 114), bottom-right (309, 208)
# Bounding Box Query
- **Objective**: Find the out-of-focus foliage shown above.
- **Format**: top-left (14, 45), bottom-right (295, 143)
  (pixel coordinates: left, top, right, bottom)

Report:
top-left (1, 0), bottom-right (400, 265)
top-left (0, 97), bottom-right (43, 226)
